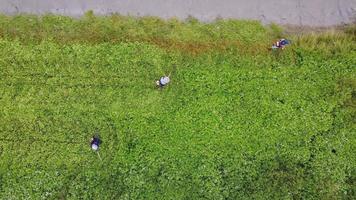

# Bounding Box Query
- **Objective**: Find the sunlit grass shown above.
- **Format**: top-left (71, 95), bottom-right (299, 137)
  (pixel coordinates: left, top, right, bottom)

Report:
top-left (0, 14), bottom-right (355, 199)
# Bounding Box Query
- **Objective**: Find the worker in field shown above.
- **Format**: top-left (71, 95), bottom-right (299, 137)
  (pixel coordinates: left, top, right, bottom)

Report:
top-left (272, 38), bottom-right (290, 50)
top-left (90, 135), bottom-right (101, 151)
top-left (156, 75), bottom-right (170, 88)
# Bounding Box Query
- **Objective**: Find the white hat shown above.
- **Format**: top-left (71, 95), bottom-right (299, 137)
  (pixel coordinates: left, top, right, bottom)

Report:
top-left (160, 76), bottom-right (170, 85)
top-left (91, 144), bottom-right (98, 151)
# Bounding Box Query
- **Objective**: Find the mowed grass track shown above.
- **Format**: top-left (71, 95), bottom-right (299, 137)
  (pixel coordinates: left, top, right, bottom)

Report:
top-left (0, 15), bottom-right (355, 199)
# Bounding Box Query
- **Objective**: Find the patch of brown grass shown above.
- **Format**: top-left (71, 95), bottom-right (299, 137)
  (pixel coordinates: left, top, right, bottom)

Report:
top-left (143, 37), bottom-right (269, 56)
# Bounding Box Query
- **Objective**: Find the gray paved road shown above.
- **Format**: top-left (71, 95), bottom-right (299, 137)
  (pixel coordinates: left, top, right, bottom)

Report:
top-left (0, 0), bottom-right (355, 26)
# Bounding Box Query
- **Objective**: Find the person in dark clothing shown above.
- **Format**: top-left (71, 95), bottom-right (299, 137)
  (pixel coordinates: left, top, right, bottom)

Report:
top-left (90, 136), bottom-right (101, 151)
top-left (272, 38), bottom-right (290, 49)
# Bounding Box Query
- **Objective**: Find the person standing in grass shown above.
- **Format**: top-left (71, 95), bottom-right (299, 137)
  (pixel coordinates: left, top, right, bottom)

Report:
top-left (272, 38), bottom-right (290, 49)
top-left (156, 75), bottom-right (170, 88)
top-left (90, 135), bottom-right (101, 151)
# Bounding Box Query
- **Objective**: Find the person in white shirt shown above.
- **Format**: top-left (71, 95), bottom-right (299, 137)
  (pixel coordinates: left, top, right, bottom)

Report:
top-left (156, 76), bottom-right (170, 87)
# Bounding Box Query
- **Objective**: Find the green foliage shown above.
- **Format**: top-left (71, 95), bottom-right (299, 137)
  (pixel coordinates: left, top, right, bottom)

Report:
top-left (344, 24), bottom-right (356, 38)
top-left (0, 14), bottom-right (269, 45)
top-left (268, 23), bottom-right (284, 39)
top-left (0, 15), bottom-right (355, 199)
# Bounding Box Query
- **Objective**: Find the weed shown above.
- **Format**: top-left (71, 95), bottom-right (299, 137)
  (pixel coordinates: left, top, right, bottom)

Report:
top-left (0, 14), bottom-right (355, 199)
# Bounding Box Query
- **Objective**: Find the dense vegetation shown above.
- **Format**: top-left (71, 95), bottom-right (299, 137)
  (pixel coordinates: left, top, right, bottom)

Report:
top-left (0, 13), bottom-right (355, 199)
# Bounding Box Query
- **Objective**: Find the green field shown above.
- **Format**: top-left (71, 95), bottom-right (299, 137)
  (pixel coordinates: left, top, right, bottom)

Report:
top-left (0, 14), bottom-right (355, 199)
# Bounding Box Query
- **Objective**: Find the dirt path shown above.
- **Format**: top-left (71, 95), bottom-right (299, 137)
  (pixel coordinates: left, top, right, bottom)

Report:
top-left (0, 0), bottom-right (355, 26)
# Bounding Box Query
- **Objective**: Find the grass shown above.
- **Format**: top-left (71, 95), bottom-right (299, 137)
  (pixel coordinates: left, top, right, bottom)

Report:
top-left (0, 14), bottom-right (355, 199)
